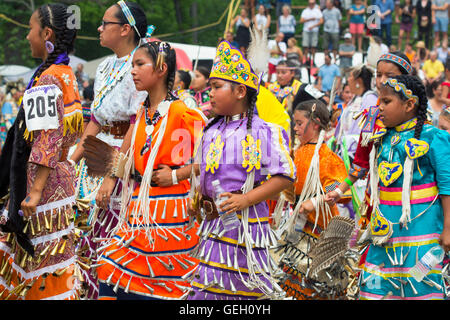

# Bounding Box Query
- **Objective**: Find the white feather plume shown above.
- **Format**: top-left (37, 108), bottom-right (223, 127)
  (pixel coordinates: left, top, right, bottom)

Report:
top-left (247, 26), bottom-right (270, 75)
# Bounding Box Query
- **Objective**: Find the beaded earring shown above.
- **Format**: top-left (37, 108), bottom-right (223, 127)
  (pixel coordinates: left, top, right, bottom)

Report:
top-left (45, 40), bottom-right (54, 54)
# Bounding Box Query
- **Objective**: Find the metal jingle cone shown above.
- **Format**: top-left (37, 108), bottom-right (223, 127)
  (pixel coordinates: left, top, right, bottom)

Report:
top-left (44, 213), bottom-right (50, 231)
top-left (75, 198), bottom-right (90, 212)
top-left (40, 243), bottom-right (52, 257)
top-left (39, 273), bottom-right (48, 291)
top-left (143, 282), bottom-right (155, 294)
top-left (35, 212), bottom-right (41, 233)
top-left (19, 251), bottom-right (28, 268)
top-left (113, 273), bottom-right (124, 293)
top-left (50, 241), bottom-right (60, 256)
top-left (124, 276), bottom-right (132, 293)
top-left (57, 211), bottom-right (62, 230)
top-left (22, 220), bottom-right (29, 234)
top-left (58, 240), bottom-right (67, 255)
top-left (0, 259), bottom-right (9, 276)
top-left (64, 211), bottom-right (70, 227)
top-left (55, 266), bottom-right (69, 277)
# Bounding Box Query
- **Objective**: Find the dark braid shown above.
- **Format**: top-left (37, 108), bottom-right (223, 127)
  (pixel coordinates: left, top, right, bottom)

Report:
top-left (33, 4), bottom-right (77, 84)
top-left (246, 88), bottom-right (258, 132)
top-left (388, 75), bottom-right (428, 139)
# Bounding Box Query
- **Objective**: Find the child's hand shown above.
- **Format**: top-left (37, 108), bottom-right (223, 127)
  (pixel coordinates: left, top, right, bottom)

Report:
top-left (325, 190), bottom-right (341, 206)
top-left (218, 193), bottom-right (251, 215)
top-left (298, 200), bottom-right (315, 215)
top-left (439, 227), bottom-right (450, 253)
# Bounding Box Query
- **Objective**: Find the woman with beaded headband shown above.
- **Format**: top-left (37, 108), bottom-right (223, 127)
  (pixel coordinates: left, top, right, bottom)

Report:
top-left (326, 52), bottom-right (414, 226)
top-left (355, 75), bottom-right (449, 300)
top-left (0, 3), bottom-right (83, 300)
top-left (82, 40), bottom-right (205, 300)
top-left (68, 1), bottom-right (148, 299)
top-left (185, 40), bottom-right (295, 300)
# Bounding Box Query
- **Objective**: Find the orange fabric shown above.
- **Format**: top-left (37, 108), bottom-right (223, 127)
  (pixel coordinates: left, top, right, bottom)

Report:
top-left (40, 65), bottom-right (82, 118)
top-left (97, 100), bottom-right (205, 299)
top-left (293, 143), bottom-right (350, 235)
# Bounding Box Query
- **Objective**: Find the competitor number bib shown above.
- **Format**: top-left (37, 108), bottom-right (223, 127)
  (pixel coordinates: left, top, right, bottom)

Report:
top-left (23, 84), bottom-right (62, 131)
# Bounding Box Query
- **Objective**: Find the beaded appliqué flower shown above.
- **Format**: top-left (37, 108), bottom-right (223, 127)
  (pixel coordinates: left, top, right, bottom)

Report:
top-left (205, 135), bottom-right (224, 174)
top-left (241, 134), bottom-right (261, 173)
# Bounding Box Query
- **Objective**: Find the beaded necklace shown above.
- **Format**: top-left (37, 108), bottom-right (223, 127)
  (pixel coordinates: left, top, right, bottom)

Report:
top-left (93, 46), bottom-right (138, 111)
top-left (140, 99), bottom-right (167, 156)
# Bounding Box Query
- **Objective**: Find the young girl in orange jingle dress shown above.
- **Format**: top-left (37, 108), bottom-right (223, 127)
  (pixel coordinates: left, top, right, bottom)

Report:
top-left (276, 99), bottom-right (351, 300)
top-left (0, 3), bottom-right (84, 300)
top-left (83, 41), bottom-right (205, 300)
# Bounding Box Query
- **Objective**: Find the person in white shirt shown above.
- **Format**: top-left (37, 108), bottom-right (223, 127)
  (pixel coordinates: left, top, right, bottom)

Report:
top-left (300, 0), bottom-right (323, 66)
top-left (268, 32), bottom-right (287, 83)
top-left (277, 4), bottom-right (297, 43)
top-left (253, 4), bottom-right (271, 36)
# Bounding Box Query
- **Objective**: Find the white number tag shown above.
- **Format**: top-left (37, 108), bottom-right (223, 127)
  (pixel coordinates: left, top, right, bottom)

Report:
top-left (23, 84), bottom-right (62, 131)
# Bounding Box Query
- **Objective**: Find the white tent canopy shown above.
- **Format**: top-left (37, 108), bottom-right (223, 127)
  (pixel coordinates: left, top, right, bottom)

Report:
top-left (0, 55), bottom-right (87, 83)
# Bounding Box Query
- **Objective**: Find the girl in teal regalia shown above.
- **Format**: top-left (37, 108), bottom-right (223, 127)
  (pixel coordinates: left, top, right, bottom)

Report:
top-left (350, 75), bottom-right (450, 300)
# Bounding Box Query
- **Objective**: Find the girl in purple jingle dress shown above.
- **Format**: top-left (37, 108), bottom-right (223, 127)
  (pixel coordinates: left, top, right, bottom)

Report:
top-left (186, 41), bottom-right (295, 300)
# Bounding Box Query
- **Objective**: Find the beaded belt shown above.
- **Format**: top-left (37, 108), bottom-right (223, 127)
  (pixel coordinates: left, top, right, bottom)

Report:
top-left (379, 182), bottom-right (439, 206)
top-left (100, 121), bottom-right (130, 139)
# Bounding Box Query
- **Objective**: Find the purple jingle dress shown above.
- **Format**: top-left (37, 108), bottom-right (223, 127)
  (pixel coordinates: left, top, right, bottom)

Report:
top-left (187, 114), bottom-right (295, 300)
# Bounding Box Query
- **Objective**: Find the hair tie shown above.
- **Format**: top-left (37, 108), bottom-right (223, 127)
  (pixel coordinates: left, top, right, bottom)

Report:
top-left (156, 42), bottom-right (168, 71)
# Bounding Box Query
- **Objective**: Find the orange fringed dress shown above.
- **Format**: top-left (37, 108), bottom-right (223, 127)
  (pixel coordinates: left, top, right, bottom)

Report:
top-left (96, 100), bottom-right (205, 300)
top-left (0, 65), bottom-right (83, 300)
top-left (293, 143), bottom-right (351, 236)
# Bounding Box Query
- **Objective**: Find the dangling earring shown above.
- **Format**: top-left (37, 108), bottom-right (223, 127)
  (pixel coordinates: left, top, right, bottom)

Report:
top-left (45, 41), bottom-right (54, 54)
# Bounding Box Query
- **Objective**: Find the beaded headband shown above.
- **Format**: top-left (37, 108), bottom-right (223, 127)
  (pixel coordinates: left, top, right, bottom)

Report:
top-left (382, 78), bottom-right (419, 106)
top-left (117, 0), bottom-right (141, 38)
top-left (378, 53), bottom-right (413, 74)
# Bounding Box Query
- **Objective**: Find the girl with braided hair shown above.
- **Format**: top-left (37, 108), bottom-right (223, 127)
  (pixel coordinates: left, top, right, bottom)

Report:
top-left (185, 41), bottom-right (295, 300)
top-left (84, 40), bottom-right (205, 300)
top-left (69, 1), bottom-right (148, 299)
top-left (343, 74), bottom-right (450, 299)
top-left (0, 3), bottom-right (84, 300)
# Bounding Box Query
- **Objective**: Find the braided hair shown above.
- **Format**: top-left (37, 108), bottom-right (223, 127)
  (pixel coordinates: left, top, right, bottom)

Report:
top-left (33, 3), bottom-right (77, 84)
top-left (385, 75), bottom-right (428, 139)
top-left (138, 41), bottom-right (177, 101)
